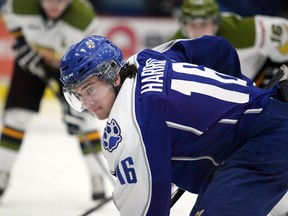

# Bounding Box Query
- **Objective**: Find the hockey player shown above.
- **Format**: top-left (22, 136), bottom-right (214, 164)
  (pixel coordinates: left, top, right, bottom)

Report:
top-left (169, 0), bottom-right (288, 87)
top-left (59, 34), bottom-right (288, 216)
top-left (0, 0), bottom-right (107, 200)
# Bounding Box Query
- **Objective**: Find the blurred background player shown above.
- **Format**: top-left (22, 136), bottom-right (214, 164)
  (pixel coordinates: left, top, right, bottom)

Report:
top-left (169, 0), bottom-right (288, 87)
top-left (169, 0), bottom-right (288, 215)
top-left (0, 0), bottom-right (107, 201)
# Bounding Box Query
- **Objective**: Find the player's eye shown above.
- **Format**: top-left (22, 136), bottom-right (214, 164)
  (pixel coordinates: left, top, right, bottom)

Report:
top-left (86, 84), bottom-right (96, 95)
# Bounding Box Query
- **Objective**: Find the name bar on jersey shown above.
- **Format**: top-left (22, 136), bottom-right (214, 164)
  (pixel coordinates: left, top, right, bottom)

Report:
top-left (140, 58), bottom-right (166, 94)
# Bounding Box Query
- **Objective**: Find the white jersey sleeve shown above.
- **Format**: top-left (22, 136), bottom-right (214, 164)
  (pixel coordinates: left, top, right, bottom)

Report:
top-left (255, 15), bottom-right (288, 62)
top-left (1, 0), bottom-right (20, 31)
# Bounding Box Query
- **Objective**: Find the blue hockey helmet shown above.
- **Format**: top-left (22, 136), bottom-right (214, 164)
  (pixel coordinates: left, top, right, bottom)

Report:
top-left (60, 35), bottom-right (125, 112)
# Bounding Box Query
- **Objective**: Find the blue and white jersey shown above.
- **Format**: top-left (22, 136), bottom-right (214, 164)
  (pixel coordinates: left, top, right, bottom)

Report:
top-left (102, 36), bottom-right (273, 215)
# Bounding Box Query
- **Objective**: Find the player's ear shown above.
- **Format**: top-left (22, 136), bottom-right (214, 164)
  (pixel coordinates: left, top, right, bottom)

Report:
top-left (114, 74), bottom-right (121, 87)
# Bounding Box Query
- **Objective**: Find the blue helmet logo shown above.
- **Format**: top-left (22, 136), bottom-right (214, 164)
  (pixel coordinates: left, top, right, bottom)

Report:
top-left (85, 40), bottom-right (95, 49)
top-left (103, 119), bottom-right (122, 152)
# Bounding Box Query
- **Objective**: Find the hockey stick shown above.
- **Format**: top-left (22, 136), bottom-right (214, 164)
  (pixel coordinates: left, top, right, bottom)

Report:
top-left (171, 187), bottom-right (186, 208)
top-left (263, 64), bottom-right (288, 90)
top-left (80, 187), bottom-right (185, 216)
top-left (81, 185), bottom-right (186, 216)
top-left (79, 197), bottom-right (113, 216)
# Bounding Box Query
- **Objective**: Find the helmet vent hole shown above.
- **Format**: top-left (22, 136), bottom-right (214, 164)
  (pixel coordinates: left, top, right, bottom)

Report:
top-left (62, 66), bottom-right (69, 71)
top-left (79, 67), bottom-right (85, 74)
top-left (77, 57), bottom-right (84, 63)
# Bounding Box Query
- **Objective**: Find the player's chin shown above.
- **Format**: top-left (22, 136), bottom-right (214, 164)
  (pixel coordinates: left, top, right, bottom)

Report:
top-left (93, 109), bottom-right (109, 120)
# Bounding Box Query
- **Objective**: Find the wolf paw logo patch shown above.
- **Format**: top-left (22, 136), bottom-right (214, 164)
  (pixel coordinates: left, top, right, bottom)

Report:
top-left (103, 119), bottom-right (122, 152)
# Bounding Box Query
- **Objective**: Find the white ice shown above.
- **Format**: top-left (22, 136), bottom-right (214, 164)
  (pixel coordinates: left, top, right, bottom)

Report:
top-left (0, 98), bottom-right (196, 216)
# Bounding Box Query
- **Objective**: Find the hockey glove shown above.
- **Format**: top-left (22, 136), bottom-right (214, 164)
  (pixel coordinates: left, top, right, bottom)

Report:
top-left (11, 28), bottom-right (45, 78)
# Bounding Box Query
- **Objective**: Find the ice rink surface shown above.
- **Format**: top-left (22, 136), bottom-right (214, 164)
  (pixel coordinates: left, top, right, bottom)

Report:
top-left (0, 98), bottom-right (197, 216)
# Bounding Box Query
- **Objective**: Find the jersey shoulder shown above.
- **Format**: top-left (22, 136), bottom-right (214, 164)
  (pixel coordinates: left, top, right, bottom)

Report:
top-left (11, 0), bottom-right (40, 15)
top-left (218, 13), bottom-right (256, 48)
top-left (62, 0), bottom-right (96, 31)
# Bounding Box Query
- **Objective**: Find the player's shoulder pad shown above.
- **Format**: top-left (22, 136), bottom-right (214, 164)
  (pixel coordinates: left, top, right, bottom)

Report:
top-left (62, 0), bottom-right (96, 31)
top-left (12, 0), bottom-right (40, 15)
top-left (219, 12), bottom-right (255, 48)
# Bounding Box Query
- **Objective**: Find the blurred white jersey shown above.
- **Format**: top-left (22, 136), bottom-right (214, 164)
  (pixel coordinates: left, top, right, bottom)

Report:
top-left (236, 15), bottom-right (288, 79)
top-left (1, 0), bottom-right (99, 67)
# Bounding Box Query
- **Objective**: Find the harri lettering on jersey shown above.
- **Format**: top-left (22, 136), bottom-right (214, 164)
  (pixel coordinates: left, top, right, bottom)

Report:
top-left (103, 119), bottom-right (122, 152)
top-left (141, 58), bottom-right (166, 94)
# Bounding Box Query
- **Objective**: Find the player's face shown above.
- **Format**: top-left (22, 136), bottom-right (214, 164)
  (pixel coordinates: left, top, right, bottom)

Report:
top-left (183, 20), bottom-right (218, 38)
top-left (73, 75), bottom-right (117, 120)
top-left (41, 0), bottom-right (70, 20)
